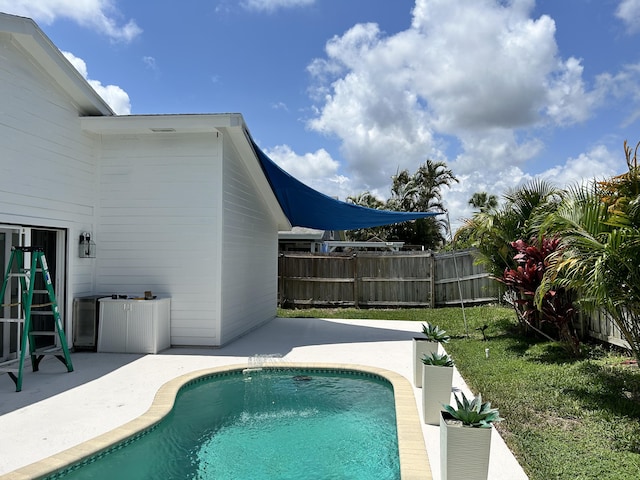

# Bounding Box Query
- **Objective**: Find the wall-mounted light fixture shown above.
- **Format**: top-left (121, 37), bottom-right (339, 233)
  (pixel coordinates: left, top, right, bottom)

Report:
top-left (79, 232), bottom-right (96, 258)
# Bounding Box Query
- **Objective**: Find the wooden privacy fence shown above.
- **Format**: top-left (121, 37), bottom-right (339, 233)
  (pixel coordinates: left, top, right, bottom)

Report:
top-left (583, 309), bottom-right (631, 350)
top-left (278, 248), bottom-right (635, 353)
top-left (278, 248), bottom-right (501, 308)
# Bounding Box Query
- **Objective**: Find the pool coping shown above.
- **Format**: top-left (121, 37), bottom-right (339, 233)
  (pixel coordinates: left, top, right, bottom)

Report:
top-left (2, 362), bottom-right (432, 480)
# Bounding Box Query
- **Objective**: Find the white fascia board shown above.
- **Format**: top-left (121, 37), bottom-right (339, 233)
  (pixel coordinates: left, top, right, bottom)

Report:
top-left (0, 13), bottom-right (113, 116)
top-left (226, 125), bottom-right (291, 231)
top-left (80, 113), bottom-right (245, 135)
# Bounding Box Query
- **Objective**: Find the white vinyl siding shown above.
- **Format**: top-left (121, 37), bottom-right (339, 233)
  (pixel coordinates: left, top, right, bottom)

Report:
top-left (95, 133), bottom-right (222, 346)
top-left (0, 34), bottom-right (99, 308)
top-left (219, 137), bottom-right (278, 345)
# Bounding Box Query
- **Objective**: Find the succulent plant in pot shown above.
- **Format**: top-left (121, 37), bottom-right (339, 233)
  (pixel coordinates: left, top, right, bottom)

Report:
top-left (421, 352), bottom-right (454, 425)
top-left (422, 352), bottom-right (454, 367)
top-left (413, 323), bottom-right (450, 387)
top-left (421, 323), bottom-right (451, 344)
top-left (442, 392), bottom-right (503, 428)
top-left (440, 393), bottom-right (503, 480)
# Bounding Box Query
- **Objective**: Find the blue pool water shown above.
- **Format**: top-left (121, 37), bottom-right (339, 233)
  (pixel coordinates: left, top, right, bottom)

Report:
top-left (48, 369), bottom-right (400, 480)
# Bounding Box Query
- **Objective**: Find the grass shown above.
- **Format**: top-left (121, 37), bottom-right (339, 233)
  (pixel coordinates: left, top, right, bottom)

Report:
top-left (278, 305), bottom-right (640, 480)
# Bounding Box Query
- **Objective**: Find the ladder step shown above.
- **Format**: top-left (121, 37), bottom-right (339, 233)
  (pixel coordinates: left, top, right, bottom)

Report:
top-left (30, 311), bottom-right (53, 316)
top-left (0, 358), bottom-right (19, 369)
top-left (29, 330), bottom-right (56, 336)
top-left (32, 346), bottom-right (63, 356)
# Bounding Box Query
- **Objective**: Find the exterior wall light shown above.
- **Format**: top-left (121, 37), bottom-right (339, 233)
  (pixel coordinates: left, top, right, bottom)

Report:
top-left (79, 232), bottom-right (96, 258)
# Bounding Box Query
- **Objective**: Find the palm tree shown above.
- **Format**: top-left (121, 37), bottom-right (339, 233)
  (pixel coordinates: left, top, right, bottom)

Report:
top-left (455, 179), bottom-right (561, 277)
top-left (346, 160), bottom-right (457, 248)
top-left (468, 192), bottom-right (498, 213)
top-left (346, 192), bottom-right (389, 241)
top-left (539, 142), bottom-right (640, 363)
top-left (346, 191), bottom-right (385, 210)
top-left (387, 160), bottom-right (458, 248)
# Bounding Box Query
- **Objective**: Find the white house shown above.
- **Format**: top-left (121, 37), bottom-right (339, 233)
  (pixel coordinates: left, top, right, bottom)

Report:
top-left (0, 13), bottom-right (439, 360)
top-left (0, 13), bottom-right (290, 352)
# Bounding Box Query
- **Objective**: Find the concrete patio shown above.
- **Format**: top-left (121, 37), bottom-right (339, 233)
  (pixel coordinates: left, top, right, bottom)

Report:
top-left (0, 317), bottom-right (528, 479)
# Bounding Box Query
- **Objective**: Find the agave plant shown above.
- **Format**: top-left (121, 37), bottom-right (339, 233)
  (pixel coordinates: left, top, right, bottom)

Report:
top-left (421, 323), bottom-right (450, 343)
top-left (421, 351), bottom-right (454, 367)
top-left (442, 393), bottom-right (503, 428)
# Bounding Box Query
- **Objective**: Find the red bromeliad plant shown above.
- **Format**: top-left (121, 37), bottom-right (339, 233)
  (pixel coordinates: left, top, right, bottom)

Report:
top-left (501, 238), bottom-right (580, 355)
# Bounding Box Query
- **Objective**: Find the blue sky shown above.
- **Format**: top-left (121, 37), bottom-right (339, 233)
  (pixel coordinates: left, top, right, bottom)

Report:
top-left (3, 0), bottom-right (640, 229)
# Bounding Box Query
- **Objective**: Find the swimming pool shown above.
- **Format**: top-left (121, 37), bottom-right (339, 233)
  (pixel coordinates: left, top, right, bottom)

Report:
top-left (9, 363), bottom-right (430, 479)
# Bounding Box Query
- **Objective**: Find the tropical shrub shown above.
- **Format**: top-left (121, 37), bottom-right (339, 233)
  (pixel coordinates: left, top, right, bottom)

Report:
top-left (539, 141), bottom-right (640, 364)
top-left (455, 179), bottom-right (562, 278)
top-left (501, 238), bottom-right (580, 355)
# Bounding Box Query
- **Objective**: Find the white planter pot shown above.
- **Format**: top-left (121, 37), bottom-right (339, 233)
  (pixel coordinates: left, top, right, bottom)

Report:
top-left (412, 338), bottom-right (439, 387)
top-left (440, 411), bottom-right (492, 480)
top-left (413, 338), bottom-right (440, 388)
top-left (421, 364), bottom-right (453, 425)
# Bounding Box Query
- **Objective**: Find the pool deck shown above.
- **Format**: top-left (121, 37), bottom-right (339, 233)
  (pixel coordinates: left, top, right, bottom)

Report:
top-left (0, 317), bottom-right (528, 479)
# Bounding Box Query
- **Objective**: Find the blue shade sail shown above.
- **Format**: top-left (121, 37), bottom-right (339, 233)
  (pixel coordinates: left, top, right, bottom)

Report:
top-left (252, 141), bottom-right (441, 230)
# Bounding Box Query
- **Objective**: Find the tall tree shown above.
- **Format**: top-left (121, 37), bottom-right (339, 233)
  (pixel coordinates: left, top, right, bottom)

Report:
top-left (346, 160), bottom-right (458, 249)
top-left (468, 191), bottom-right (498, 213)
top-left (455, 191), bottom-right (499, 248)
top-left (386, 160), bottom-right (458, 248)
top-left (346, 192), bottom-right (389, 241)
top-left (346, 191), bottom-right (385, 210)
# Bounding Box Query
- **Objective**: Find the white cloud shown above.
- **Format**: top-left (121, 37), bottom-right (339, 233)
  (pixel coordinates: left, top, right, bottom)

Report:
top-left (616, 0), bottom-right (640, 34)
top-left (447, 144), bottom-right (622, 233)
top-left (304, 0), bottom-right (618, 225)
top-left (241, 0), bottom-right (315, 13)
top-left (271, 102), bottom-right (289, 111)
top-left (596, 62), bottom-right (640, 127)
top-left (264, 144), bottom-right (355, 201)
top-left (545, 57), bottom-right (602, 125)
top-left (0, 0), bottom-right (142, 42)
top-left (451, 130), bottom-right (544, 175)
top-left (539, 144), bottom-right (620, 186)
top-left (63, 51), bottom-right (131, 114)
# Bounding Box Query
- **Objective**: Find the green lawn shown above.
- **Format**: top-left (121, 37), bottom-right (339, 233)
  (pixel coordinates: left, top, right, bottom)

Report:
top-left (278, 305), bottom-right (640, 480)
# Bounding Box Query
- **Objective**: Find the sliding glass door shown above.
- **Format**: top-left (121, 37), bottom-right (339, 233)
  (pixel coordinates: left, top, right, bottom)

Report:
top-left (0, 226), bottom-right (66, 360)
top-left (0, 227), bottom-right (22, 361)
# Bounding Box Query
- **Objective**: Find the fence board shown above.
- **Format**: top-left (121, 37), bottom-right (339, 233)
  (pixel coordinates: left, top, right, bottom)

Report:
top-left (278, 249), bottom-right (500, 309)
top-left (584, 309), bottom-right (630, 349)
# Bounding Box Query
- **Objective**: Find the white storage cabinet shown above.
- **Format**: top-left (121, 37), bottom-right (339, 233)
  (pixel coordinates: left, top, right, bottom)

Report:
top-left (98, 298), bottom-right (171, 353)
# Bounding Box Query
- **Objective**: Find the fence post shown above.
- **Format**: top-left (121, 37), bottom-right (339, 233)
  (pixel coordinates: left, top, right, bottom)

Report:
top-left (429, 252), bottom-right (435, 308)
top-left (353, 253), bottom-right (359, 308)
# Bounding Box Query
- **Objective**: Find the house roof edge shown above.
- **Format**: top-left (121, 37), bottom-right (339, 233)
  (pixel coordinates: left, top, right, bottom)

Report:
top-left (0, 12), bottom-right (114, 116)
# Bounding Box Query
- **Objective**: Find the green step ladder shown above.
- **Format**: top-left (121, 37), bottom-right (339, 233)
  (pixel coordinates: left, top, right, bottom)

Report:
top-left (0, 246), bottom-right (73, 392)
